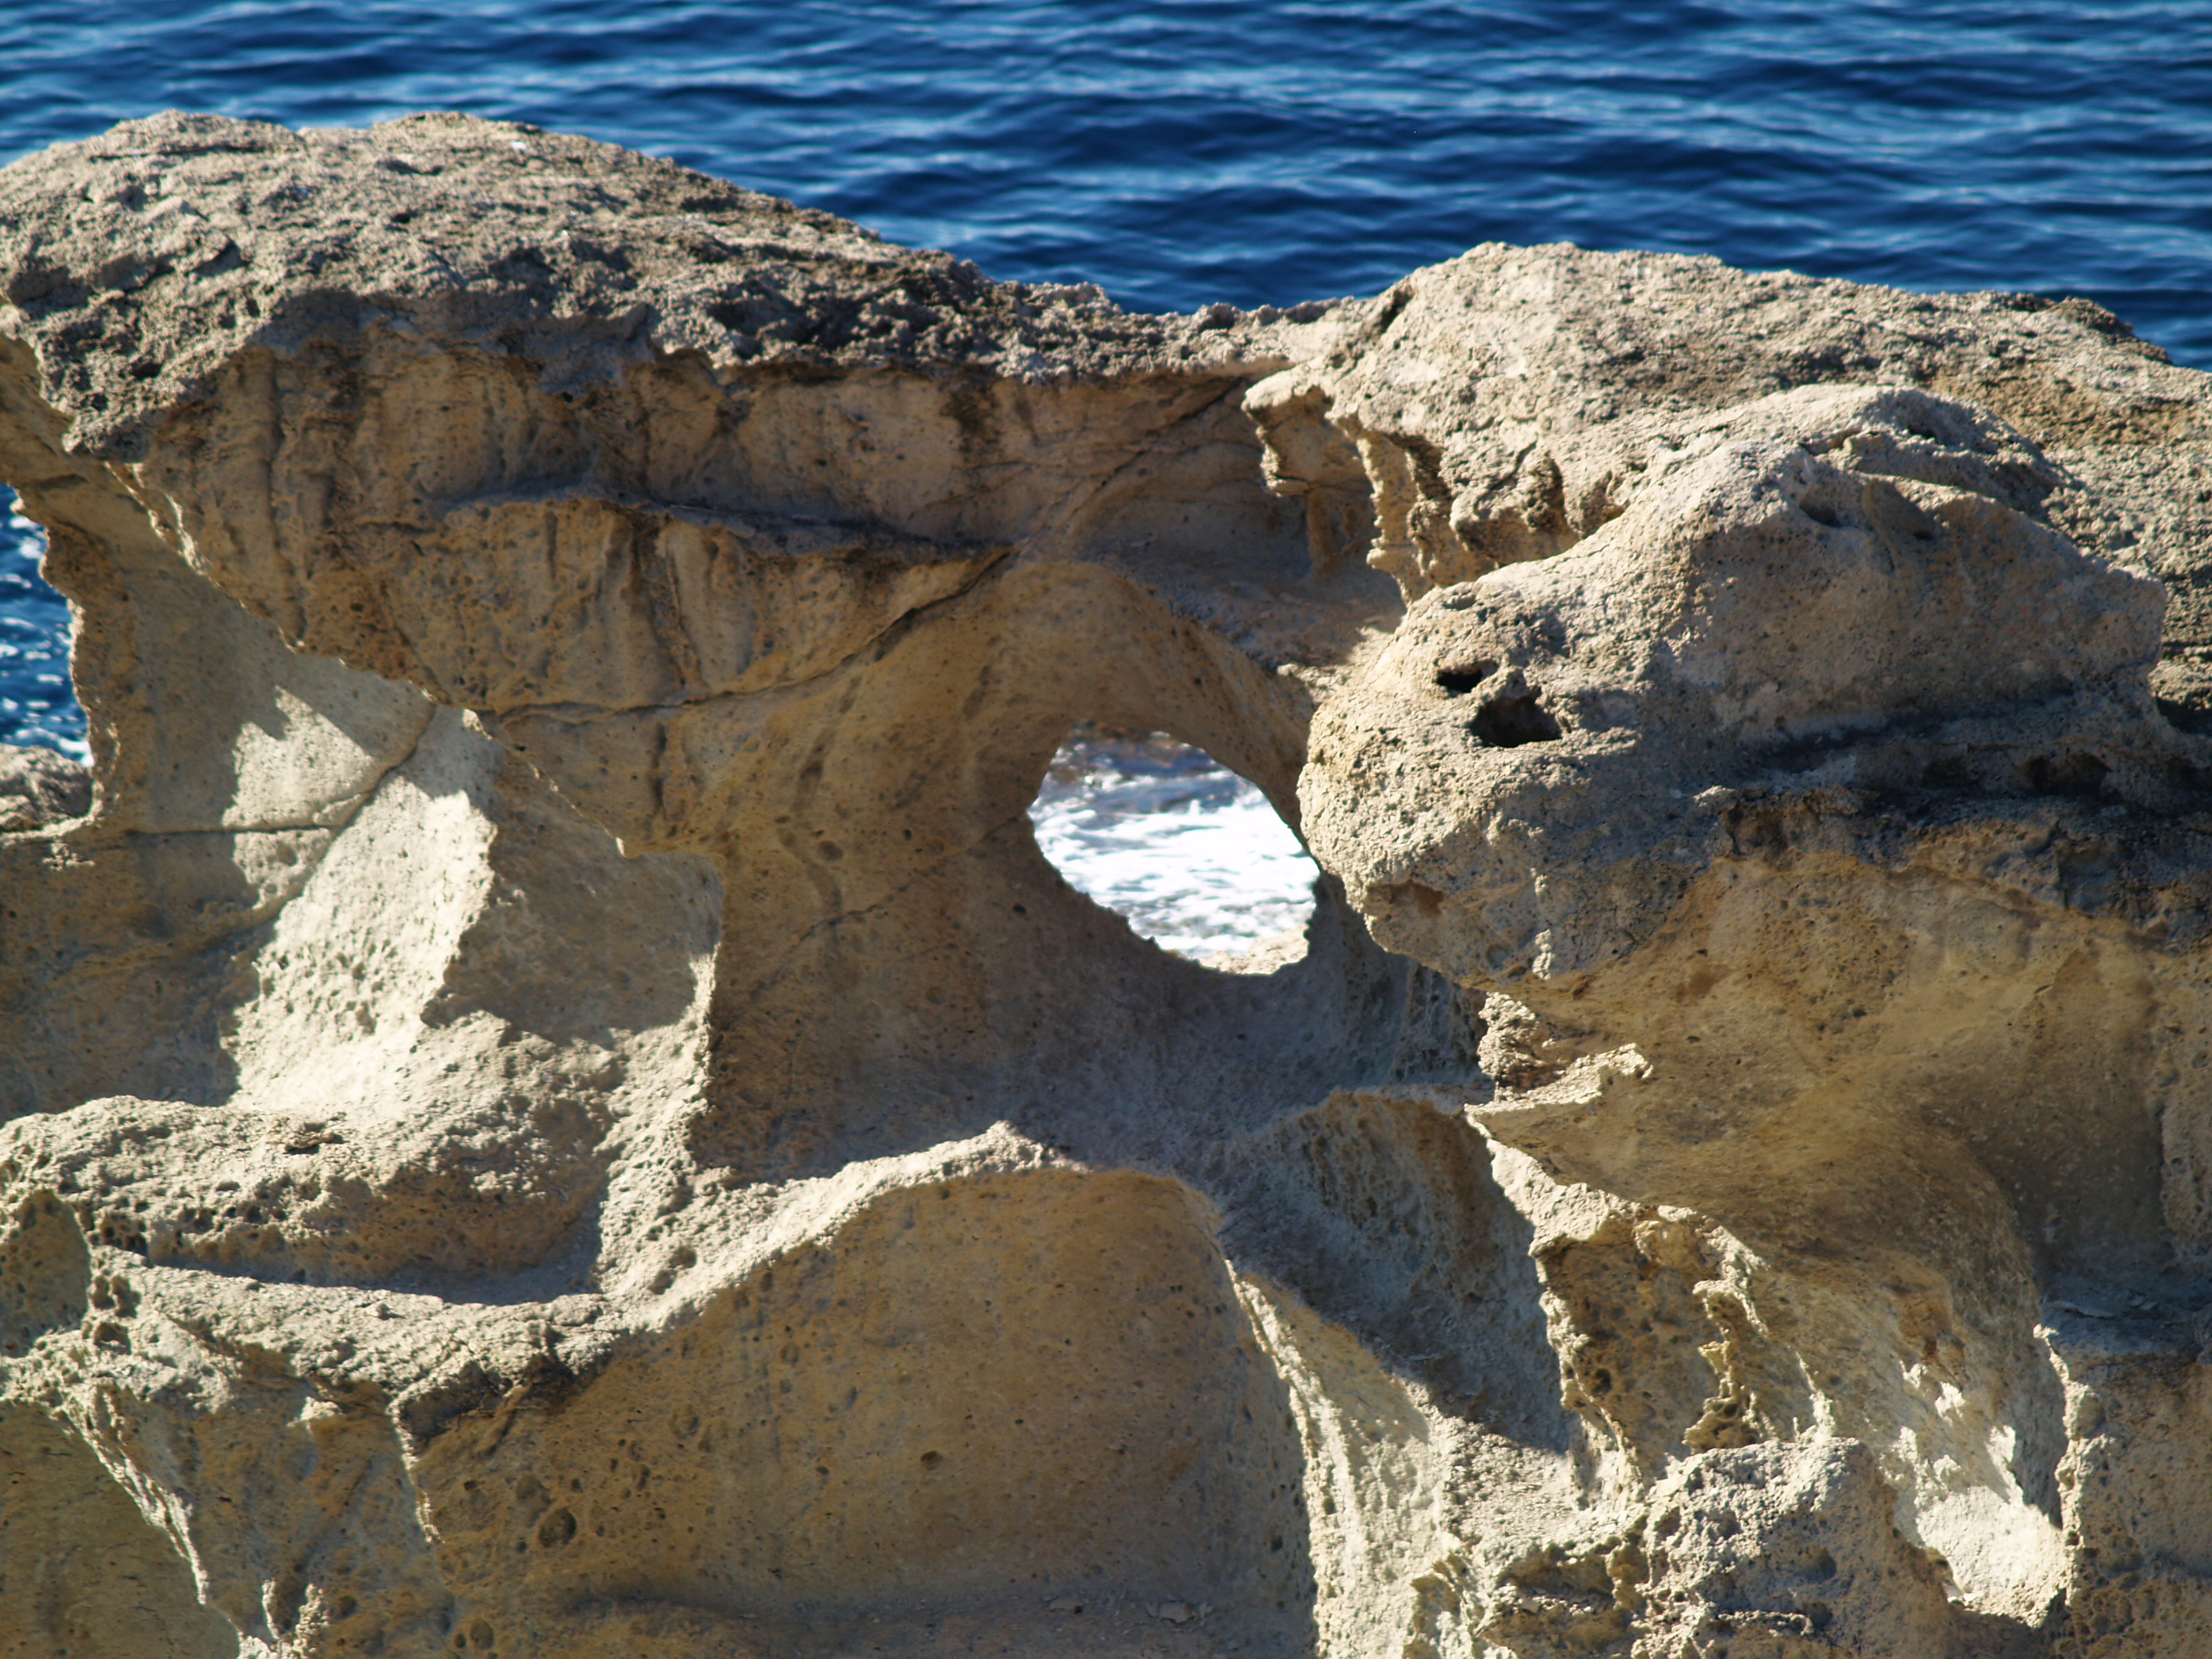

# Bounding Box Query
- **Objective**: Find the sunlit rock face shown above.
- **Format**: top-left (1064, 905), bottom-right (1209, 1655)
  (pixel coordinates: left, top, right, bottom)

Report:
top-left (1, 112), bottom-right (2211, 1658)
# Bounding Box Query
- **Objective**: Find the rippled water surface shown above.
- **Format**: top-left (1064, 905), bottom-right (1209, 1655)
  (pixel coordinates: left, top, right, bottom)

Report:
top-left (3, 1), bottom-right (2207, 941)
top-left (0, 508), bottom-right (69, 756)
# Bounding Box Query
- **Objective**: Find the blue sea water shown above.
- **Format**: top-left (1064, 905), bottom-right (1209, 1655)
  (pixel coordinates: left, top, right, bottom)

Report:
top-left (2, 0), bottom-right (2208, 792)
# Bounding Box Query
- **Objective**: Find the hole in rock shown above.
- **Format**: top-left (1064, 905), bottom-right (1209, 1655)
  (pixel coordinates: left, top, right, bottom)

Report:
top-left (2017, 750), bottom-right (2110, 799)
top-left (2157, 695), bottom-right (2212, 737)
top-left (1434, 659), bottom-right (1561, 747)
top-left (1435, 659), bottom-right (1497, 696)
top-left (1027, 722), bottom-right (1321, 964)
top-left (1469, 691), bottom-right (1561, 747)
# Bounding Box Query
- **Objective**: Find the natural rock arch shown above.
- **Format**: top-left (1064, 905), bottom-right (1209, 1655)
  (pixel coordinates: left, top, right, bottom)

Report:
top-left (1, 110), bottom-right (2211, 1655)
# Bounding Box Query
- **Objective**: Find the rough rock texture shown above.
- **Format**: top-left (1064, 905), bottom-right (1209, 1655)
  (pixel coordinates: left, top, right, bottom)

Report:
top-left (0, 743), bottom-right (89, 830)
top-left (3, 111), bottom-right (2212, 1657)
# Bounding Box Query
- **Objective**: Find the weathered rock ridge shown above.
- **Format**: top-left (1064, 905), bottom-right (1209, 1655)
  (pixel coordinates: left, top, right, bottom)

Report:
top-left (3, 111), bottom-right (2211, 1657)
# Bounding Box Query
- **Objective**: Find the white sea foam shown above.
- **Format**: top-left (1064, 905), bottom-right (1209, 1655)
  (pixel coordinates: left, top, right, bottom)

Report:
top-left (1027, 730), bottom-right (1319, 961)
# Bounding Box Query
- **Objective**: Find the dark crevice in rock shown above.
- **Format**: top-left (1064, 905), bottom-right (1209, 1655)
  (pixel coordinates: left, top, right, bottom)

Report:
top-left (1467, 691), bottom-right (1561, 747)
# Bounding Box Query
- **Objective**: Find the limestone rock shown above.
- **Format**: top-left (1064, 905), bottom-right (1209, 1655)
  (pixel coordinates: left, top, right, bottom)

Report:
top-left (1288, 247), bottom-right (2212, 1656)
top-left (0, 743), bottom-right (87, 830)
top-left (0, 110), bottom-right (2209, 1656)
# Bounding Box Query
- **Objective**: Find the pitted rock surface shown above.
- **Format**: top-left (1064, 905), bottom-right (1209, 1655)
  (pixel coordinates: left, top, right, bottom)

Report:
top-left (3, 111), bottom-right (2212, 1658)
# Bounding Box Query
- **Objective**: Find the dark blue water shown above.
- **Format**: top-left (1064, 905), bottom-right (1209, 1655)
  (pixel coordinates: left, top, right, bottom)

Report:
top-left (5, 1), bottom-right (2211, 756)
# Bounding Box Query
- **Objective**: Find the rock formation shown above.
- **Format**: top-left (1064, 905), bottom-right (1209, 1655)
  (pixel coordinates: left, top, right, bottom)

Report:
top-left (1, 111), bottom-right (2210, 1657)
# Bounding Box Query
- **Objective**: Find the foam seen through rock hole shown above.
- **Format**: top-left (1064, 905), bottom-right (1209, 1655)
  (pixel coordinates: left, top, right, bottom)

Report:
top-left (1027, 722), bottom-right (1321, 965)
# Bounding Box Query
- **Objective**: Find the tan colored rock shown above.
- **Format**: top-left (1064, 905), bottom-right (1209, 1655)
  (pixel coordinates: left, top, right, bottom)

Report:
top-left (1291, 256), bottom-right (2212, 1653)
top-left (0, 743), bottom-right (87, 831)
top-left (2, 110), bottom-right (2211, 1656)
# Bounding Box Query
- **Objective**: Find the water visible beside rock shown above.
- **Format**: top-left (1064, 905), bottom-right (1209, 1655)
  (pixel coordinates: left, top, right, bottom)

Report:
top-left (0, 506), bottom-right (73, 760)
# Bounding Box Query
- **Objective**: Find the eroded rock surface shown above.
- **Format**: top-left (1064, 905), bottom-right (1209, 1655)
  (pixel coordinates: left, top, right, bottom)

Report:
top-left (2, 111), bottom-right (2211, 1657)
